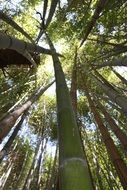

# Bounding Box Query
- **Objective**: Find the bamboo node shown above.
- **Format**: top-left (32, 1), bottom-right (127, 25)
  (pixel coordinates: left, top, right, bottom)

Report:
top-left (60, 158), bottom-right (87, 169)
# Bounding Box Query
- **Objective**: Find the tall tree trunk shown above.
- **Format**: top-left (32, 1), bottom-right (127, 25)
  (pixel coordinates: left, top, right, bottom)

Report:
top-left (23, 141), bottom-right (43, 190)
top-left (43, 0), bottom-right (48, 24)
top-left (45, 0), bottom-right (59, 28)
top-left (46, 33), bottom-right (93, 190)
top-left (80, 0), bottom-right (108, 46)
top-left (96, 100), bottom-right (127, 152)
top-left (36, 0), bottom-right (59, 42)
top-left (97, 94), bottom-right (124, 114)
top-left (45, 154), bottom-right (53, 190)
top-left (30, 138), bottom-right (48, 190)
top-left (70, 47), bottom-right (78, 116)
top-left (83, 81), bottom-right (127, 189)
top-left (0, 113), bottom-right (26, 162)
top-left (1, 147), bottom-right (20, 190)
top-left (83, 127), bottom-right (102, 188)
top-left (78, 121), bottom-right (96, 189)
top-left (16, 151), bottom-right (34, 190)
top-left (70, 53), bottom-right (95, 189)
top-left (94, 70), bottom-right (116, 91)
top-left (91, 73), bottom-right (127, 115)
top-left (47, 146), bottom-right (58, 190)
top-left (0, 80), bottom-right (54, 141)
top-left (1, 163), bottom-right (14, 190)
top-left (36, 0), bottom-right (48, 42)
top-left (82, 123), bottom-right (117, 189)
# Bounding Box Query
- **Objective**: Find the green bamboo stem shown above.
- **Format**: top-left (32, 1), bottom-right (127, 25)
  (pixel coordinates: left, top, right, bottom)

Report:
top-left (46, 33), bottom-right (93, 190)
top-left (0, 33), bottom-right (55, 56)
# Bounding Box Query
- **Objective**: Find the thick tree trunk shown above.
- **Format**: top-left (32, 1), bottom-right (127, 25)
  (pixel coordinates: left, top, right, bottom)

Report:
top-left (0, 33), bottom-right (57, 56)
top-left (0, 80), bottom-right (54, 141)
top-left (46, 33), bottom-right (93, 190)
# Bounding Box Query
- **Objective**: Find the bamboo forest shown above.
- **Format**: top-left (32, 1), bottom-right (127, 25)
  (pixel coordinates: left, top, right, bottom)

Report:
top-left (0, 0), bottom-right (127, 189)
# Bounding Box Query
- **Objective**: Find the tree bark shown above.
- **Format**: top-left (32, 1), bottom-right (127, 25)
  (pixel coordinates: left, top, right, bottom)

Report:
top-left (0, 113), bottom-right (25, 162)
top-left (0, 80), bottom-right (54, 141)
top-left (84, 82), bottom-right (127, 189)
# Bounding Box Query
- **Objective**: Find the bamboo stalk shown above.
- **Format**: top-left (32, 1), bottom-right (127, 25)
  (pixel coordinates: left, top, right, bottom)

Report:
top-left (0, 80), bottom-right (55, 141)
top-left (46, 33), bottom-right (93, 190)
top-left (83, 81), bottom-right (127, 189)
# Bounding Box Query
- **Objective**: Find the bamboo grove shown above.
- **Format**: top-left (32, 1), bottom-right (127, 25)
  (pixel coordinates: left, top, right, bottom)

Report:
top-left (0, 0), bottom-right (127, 189)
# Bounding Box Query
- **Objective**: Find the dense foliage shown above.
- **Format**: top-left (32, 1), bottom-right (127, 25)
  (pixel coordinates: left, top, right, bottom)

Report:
top-left (0, 0), bottom-right (127, 189)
